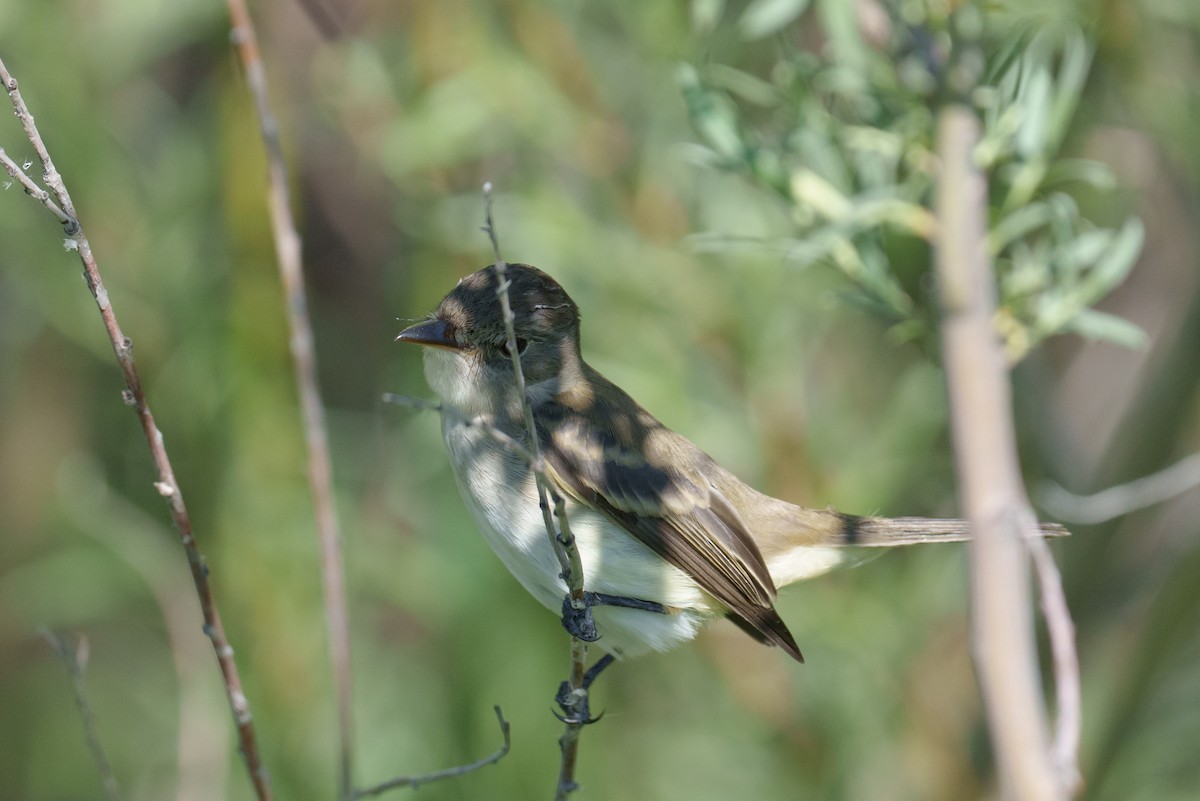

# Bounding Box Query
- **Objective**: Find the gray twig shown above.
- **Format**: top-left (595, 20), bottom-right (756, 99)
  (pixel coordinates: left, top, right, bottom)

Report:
top-left (348, 707), bottom-right (511, 799)
top-left (0, 55), bottom-right (274, 801)
top-left (382, 395), bottom-right (539, 464)
top-left (480, 183), bottom-right (592, 801)
top-left (1039, 451), bottom-right (1200, 524)
top-left (0, 146), bottom-right (71, 225)
top-left (42, 631), bottom-right (122, 801)
top-left (1028, 533), bottom-right (1082, 792)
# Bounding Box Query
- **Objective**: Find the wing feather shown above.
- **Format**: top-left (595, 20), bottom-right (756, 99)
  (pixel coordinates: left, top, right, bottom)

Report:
top-left (535, 376), bottom-right (803, 661)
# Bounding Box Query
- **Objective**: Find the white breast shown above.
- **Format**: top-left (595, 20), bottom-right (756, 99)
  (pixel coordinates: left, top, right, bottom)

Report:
top-left (439, 415), bottom-right (716, 657)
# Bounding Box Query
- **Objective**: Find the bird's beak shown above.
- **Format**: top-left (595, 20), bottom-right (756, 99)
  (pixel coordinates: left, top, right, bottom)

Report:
top-left (395, 319), bottom-right (462, 350)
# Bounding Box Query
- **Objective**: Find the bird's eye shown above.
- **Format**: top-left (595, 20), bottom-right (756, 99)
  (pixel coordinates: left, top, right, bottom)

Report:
top-left (500, 338), bottom-right (529, 358)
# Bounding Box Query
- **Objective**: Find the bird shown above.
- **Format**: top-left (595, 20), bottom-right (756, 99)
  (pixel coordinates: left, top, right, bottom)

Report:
top-left (396, 263), bottom-right (1065, 665)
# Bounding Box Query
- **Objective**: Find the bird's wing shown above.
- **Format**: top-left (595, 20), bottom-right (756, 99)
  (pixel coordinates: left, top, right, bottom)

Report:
top-left (536, 385), bottom-right (803, 661)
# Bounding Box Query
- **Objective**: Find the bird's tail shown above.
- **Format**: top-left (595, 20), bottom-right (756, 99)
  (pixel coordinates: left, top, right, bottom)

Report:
top-left (838, 514), bottom-right (1069, 547)
top-left (763, 509), bottom-right (1069, 588)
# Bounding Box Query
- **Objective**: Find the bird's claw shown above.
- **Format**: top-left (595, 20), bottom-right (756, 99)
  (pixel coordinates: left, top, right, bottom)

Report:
top-left (560, 591), bottom-right (667, 641)
top-left (560, 596), bottom-right (601, 641)
top-left (555, 681), bottom-right (604, 725)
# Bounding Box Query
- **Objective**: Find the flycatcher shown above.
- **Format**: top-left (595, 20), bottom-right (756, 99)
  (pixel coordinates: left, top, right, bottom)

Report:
top-left (397, 264), bottom-right (1063, 664)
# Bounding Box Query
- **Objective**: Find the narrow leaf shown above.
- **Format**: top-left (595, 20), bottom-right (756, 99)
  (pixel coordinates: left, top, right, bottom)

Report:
top-left (738, 0), bottom-right (810, 39)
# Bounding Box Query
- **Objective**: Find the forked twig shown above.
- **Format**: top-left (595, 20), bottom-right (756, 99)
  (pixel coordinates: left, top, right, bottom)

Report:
top-left (934, 104), bottom-right (1079, 799)
top-left (0, 56), bottom-right (274, 801)
top-left (0, 146), bottom-right (71, 225)
top-left (222, 4), bottom-right (355, 798)
top-left (348, 707), bottom-right (511, 799)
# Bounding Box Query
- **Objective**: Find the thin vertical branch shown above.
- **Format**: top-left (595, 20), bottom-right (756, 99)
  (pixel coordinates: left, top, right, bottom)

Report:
top-left (934, 103), bottom-right (1077, 800)
top-left (0, 56), bottom-right (274, 801)
top-left (222, 5), bottom-right (355, 799)
top-left (554, 633), bottom-right (590, 799)
top-left (480, 184), bottom-right (592, 800)
top-left (42, 631), bottom-right (122, 801)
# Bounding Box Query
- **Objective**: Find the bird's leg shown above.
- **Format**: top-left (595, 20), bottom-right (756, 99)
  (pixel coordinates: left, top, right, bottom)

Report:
top-left (559, 591), bottom-right (667, 642)
top-left (555, 653), bottom-right (616, 725)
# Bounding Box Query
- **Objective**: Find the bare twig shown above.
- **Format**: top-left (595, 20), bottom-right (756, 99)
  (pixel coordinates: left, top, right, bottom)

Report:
top-left (382, 395), bottom-right (539, 463)
top-left (1028, 535), bottom-right (1082, 793)
top-left (0, 146), bottom-right (71, 225)
top-left (480, 184), bottom-right (592, 800)
top-left (934, 104), bottom-right (1078, 800)
top-left (58, 463), bottom-right (236, 801)
top-left (481, 186), bottom-right (584, 594)
top-left (348, 706), bottom-right (511, 799)
top-left (0, 56), bottom-right (274, 801)
top-left (42, 631), bottom-right (121, 801)
top-left (1039, 450), bottom-right (1200, 524)
top-left (222, 4), bottom-right (355, 798)
top-left (0, 60), bottom-right (75, 226)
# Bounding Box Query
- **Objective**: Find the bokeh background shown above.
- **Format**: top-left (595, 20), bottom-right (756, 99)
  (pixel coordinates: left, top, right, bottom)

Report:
top-left (2, 1), bottom-right (1199, 800)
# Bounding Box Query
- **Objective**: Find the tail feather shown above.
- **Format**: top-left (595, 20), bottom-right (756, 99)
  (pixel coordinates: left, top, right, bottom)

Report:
top-left (840, 514), bottom-right (1069, 547)
top-left (755, 502), bottom-right (1070, 590)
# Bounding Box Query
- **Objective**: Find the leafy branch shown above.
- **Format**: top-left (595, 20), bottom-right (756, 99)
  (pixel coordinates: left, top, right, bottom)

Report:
top-left (681, 3), bottom-right (1142, 360)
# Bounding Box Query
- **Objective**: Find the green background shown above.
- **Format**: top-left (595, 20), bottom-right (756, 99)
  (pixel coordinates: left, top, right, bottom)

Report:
top-left (1, 2), bottom-right (1198, 800)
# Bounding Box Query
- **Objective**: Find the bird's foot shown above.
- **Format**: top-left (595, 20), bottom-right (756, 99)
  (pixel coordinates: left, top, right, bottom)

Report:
top-left (559, 592), bottom-right (666, 641)
top-left (554, 682), bottom-right (602, 725)
top-left (560, 595), bottom-right (599, 641)
top-left (553, 654), bottom-right (616, 725)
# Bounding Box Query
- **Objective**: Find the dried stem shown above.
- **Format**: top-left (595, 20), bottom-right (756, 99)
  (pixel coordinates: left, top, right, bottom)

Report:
top-left (382, 395), bottom-right (537, 463)
top-left (222, 4), bottom-right (355, 798)
top-left (0, 146), bottom-right (71, 225)
top-left (60, 472), bottom-right (236, 801)
top-left (1028, 534), bottom-right (1082, 793)
top-left (348, 707), bottom-right (511, 799)
top-left (0, 55), bottom-right (274, 801)
top-left (480, 184), bottom-right (591, 800)
top-left (42, 631), bottom-right (122, 801)
top-left (1039, 450), bottom-right (1200, 524)
top-left (934, 104), bottom-right (1079, 800)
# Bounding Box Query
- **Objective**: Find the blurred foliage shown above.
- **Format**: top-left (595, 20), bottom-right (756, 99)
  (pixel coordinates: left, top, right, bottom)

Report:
top-left (0, 2), bottom-right (1199, 801)
top-left (681, 1), bottom-right (1144, 361)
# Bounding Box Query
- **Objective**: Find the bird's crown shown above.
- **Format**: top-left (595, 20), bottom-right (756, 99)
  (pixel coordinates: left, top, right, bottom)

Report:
top-left (435, 263), bottom-right (580, 349)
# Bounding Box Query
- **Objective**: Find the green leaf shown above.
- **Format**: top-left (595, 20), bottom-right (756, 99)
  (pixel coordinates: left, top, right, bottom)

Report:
top-left (1043, 158), bottom-right (1116, 191)
top-left (678, 66), bottom-right (746, 161)
top-left (1015, 65), bottom-right (1052, 159)
top-left (709, 64), bottom-right (780, 106)
top-left (1057, 229), bottom-right (1113, 272)
top-left (690, 0), bottom-right (726, 33)
top-left (817, 0), bottom-right (867, 72)
top-left (989, 200), bottom-right (1055, 255)
top-left (791, 123), bottom-right (853, 192)
top-left (1068, 308), bottom-right (1148, 349)
top-left (738, 0), bottom-right (810, 39)
top-left (1077, 218), bottom-right (1144, 304)
top-left (783, 230), bottom-right (848, 267)
top-left (790, 168), bottom-right (852, 220)
top-left (1045, 29), bottom-right (1093, 152)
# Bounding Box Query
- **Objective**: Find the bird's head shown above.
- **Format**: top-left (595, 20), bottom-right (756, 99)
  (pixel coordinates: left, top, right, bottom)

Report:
top-left (396, 264), bottom-right (582, 416)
